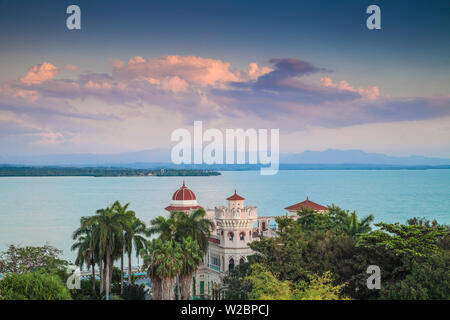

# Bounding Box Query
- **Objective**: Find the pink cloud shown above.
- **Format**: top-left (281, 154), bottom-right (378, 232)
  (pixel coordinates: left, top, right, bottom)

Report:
top-left (64, 64), bottom-right (79, 72)
top-left (5, 56), bottom-right (444, 133)
top-left (36, 131), bottom-right (65, 145)
top-left (320, 77), bottom-right (380, 100)
top-left (11, 88), bottom-right (39, 102)
top-left (247, 62), bottom-right (273, 80)
top-left (160, 76), bottom-right (189, 93)
top-left (364, 86), bottom-right (380, 100)
top-left (83, 80), bottom-right (113, 90)
top-left (0, 81), bottom-right (39, 102)
top-left (20, 62), bottom-right (59, 85)
top-left (128, 56), bottom-right (145, 65)
top-left (112, 55), bottom-right (242, 87)
top-left (5, 57), bottom-right (273, 105)
top-left (320, 77), bottom-right (334, 88)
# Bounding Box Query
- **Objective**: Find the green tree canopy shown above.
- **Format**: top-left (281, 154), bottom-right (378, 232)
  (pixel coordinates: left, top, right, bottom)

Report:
top-left (0, 244), bottom-right (68, 274)
top-left (246, 263), bottom-right (293, 300)
top-left (245, 264), bottom-right (348, 300)
top-left (141, 239), bottom-right (184, 300)
top-left (357, 222), bottom-right (448, 258)
top-left (0, 271), bottom-right (71, 300)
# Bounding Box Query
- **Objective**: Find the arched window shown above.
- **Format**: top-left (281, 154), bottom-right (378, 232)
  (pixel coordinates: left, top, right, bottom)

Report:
top-left (239, 232), bottom-right (245, 240)
top-left (228, 231), bottom-right (234, 241)
top-left (239, 257), bottom-right (245, 265)
top-left (229, 258), bottom-right (235, 271)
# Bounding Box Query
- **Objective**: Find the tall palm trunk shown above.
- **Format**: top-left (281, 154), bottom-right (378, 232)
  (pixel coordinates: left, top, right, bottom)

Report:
top-left (91, 261), bottom-right (96, 298)
top-left (128, 251), bottom-right (132, 283)
top-left (105, 247), bottom-right (111, 300)
top-left (108, 256), bottom-right (114, 295)
top-left (99, 259), bottom-right (104, 294)
top-left (103, 259), bottom-right (107, 295)
top-left (160, 277), bottom-right (176, 300)
top-left (180, 273), bottom-right (193, 300)
top-left (151, 277), bottom-right (162, 300)
top-left (120, 252), bottom-right (124, 295)
top-left (103, 259), bottom-right (107, 294)
top-left (175, 275), bottom-right (180, 300)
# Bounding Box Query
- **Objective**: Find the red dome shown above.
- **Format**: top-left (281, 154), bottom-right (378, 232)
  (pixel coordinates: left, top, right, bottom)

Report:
top-left (172, 181), bottom-right (197, 201)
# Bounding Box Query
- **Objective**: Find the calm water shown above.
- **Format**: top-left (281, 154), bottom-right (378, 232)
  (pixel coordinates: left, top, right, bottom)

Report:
top-left (0, 170), bottom-right (449, 262)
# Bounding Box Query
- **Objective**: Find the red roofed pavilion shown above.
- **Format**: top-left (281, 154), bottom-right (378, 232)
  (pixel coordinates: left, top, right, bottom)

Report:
top-left (226, 189), bottom-right (246, 210)
top-left (165, 181), bottom-right (203, 213)
top-left (284, 197), bottom-right (328, 214)
top-left (226, 190), bottom-right (245, 201)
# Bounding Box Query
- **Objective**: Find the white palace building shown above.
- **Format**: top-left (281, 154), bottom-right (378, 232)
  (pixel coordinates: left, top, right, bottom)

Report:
top-left (164, 181), bottom-right (328, 299)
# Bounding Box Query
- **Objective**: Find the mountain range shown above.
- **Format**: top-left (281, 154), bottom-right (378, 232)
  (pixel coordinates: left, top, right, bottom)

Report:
top-left (1, 149), bottom-right (449, 167)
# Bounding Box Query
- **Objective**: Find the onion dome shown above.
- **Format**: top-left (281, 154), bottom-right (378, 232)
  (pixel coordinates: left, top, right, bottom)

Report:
top-left (172, 181), bottom-right (197, 201)
top-left (165, 181), bottom-right (202, 212)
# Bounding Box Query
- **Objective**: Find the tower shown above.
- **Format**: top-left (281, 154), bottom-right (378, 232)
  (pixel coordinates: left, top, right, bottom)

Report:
top-left (214, 190), bottom-right (257, 271)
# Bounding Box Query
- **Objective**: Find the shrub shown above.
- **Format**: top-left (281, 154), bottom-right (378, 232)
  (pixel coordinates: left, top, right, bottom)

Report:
top-left (0, 271), bottom-right (72, 300)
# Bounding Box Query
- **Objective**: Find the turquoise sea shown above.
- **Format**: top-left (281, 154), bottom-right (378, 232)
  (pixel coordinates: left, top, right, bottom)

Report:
top-left (0, 170), bottom-right (449, 263)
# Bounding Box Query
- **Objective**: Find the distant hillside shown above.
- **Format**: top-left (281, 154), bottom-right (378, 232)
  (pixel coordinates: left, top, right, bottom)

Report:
top-left (1, 148), bottom-right (449, 167)
top-left (0, 149), bottom-right (171, 166)
top-left (279, 149), bottom-right (450, 166)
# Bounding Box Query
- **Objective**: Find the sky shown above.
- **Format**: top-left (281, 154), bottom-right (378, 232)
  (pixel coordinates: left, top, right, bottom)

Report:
top-left (0, 0), bottom-right (449, 158)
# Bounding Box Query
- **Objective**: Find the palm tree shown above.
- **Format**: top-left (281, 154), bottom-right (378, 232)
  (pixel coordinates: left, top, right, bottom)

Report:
top-left (148, 212), bottom-right (178, 241)
top-left (176, 209), bottom-right (215, 254)
top-left (148, 209), bottom-right (214, 299)
top-left (82, 204), bottom-right (132, 300)
top-left (111, 201), bottom-right (136, 295)
top-left (141, 239), bottom-right (183, 300)
top-left (346, 211), bottom-right (374, 236)
top-left (124, 217), bottom-right (148, 284)
top-left (149, 209), bottom-right (214, 252)
top-left (179, 237), bottom-right (204, 300)
top-left (328, 205), bottom-right (374, 236)
top-left (176, 209), bottom-right (214, 299)
top-left (71, 221), bottom-right (97, 298)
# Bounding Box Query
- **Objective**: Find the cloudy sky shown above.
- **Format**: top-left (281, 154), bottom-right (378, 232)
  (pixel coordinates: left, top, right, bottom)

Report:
top-left (0, 0), bottom-right (449, 157)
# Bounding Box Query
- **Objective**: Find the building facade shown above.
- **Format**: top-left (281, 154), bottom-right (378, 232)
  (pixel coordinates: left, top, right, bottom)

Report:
top-left (194, 190), bottom-right (258, 298)
top-left (164, 182), bottom-right (328, 299)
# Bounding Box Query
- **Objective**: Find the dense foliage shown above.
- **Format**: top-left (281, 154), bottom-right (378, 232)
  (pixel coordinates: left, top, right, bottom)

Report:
top-left (0, 244), bottom-right (67, 274)
top-left (143, 209), bottom-right (214, 300)
top-left (223, 206), bottom-right (449, 300)
top-left (71, 201), bottom-right (150, 300)
top-left (121, 283), bottom-right (149, 300)
top-left (0, 271), bottom-right (71, 300)
top-left (244, 263), bottom-right (348, 300)
top-left (1, 204), bottom-right (212, 300)
top-left (1, 203), bottom-right (448, 300)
